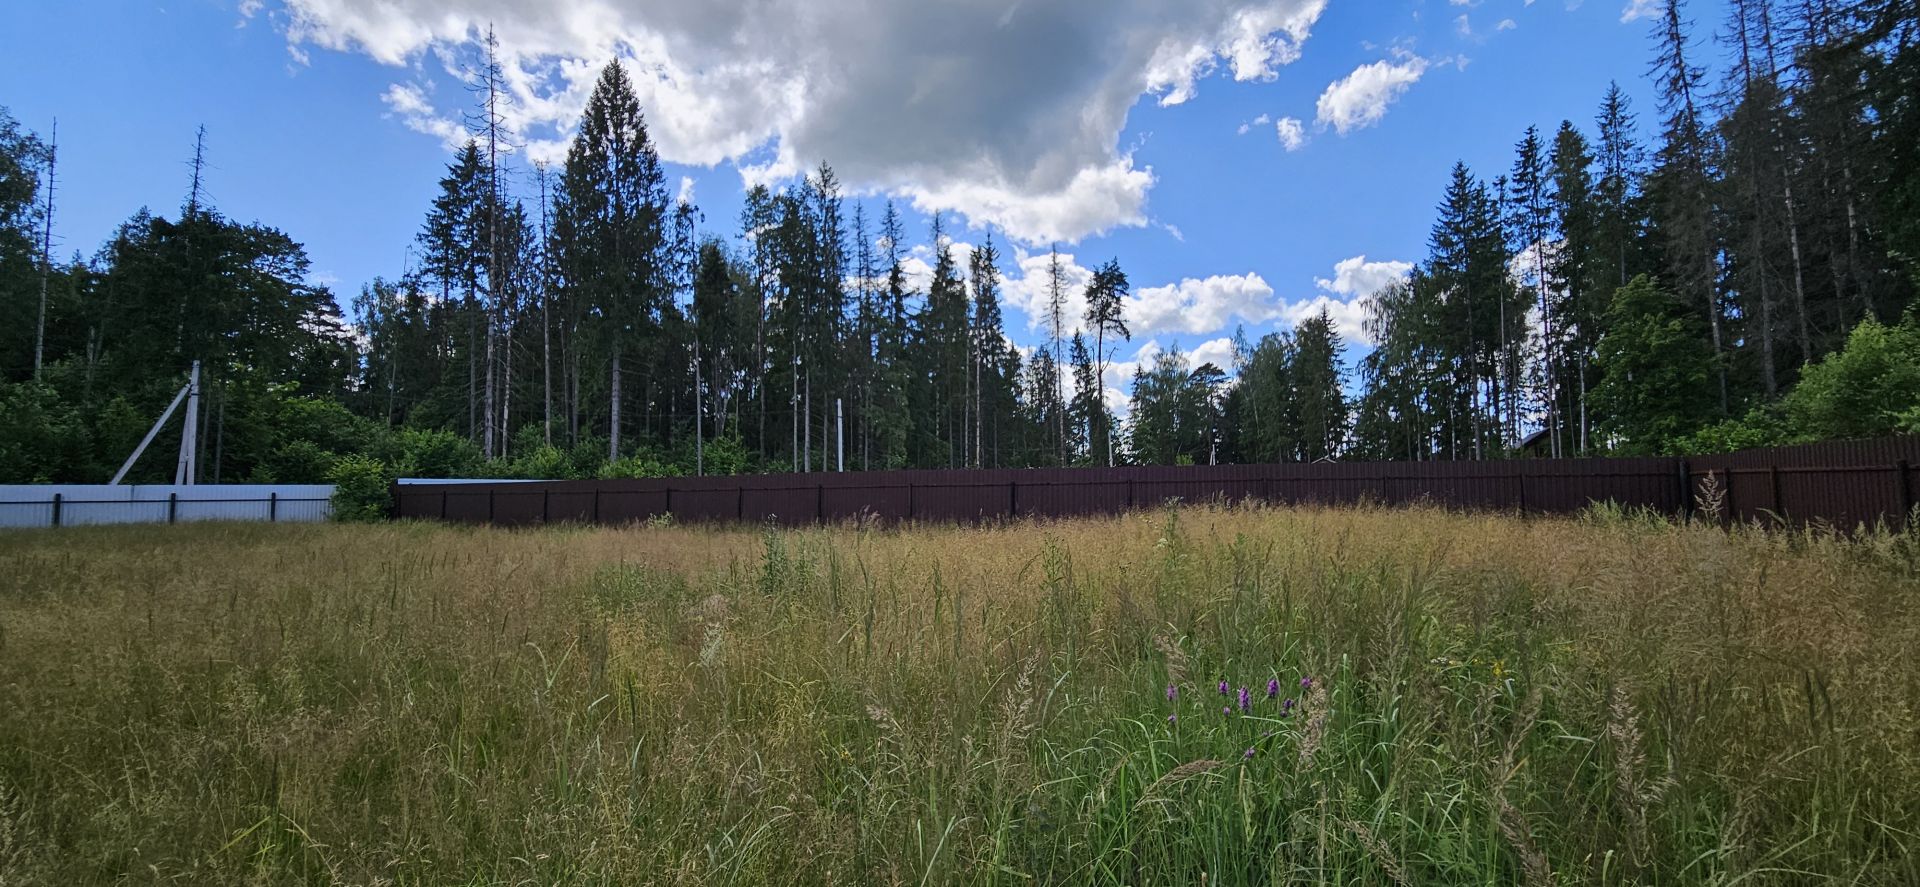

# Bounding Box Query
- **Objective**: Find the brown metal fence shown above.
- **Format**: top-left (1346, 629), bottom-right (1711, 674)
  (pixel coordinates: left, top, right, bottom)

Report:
top-left (393, 435), bottom-right (1919, 531)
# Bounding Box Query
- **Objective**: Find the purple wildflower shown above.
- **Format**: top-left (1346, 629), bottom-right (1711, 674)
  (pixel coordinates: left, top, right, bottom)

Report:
top-left (1168, 714), bottom-right (1177, 724)
top-left (1218, 679), bottom-right (1230, 696)
top-left (1281, 698), bottom-right (1295, 717)
top-left (1300, 676), bottom-right (1313, 690)
top-left (1243, 747), bottom-right (1257, 760)
top-left (1223, 705), bottom-right (1232, 716)
top-left (1237, 686), bottom-right (1252, 713)
top-left (1266, 678), bottom-right (1280, 699)
top-left (1166, 684), bottom-right (1179, 702)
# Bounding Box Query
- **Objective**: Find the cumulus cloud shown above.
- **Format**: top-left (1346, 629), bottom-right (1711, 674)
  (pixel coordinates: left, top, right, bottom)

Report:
top-left (272, 0), bottom-right (1330, 244)
top-left (1127, 273), bottom-right (1285, 335)
top-left (1314, 55), bottom-right (1430, 135)
top-left (1274, 116), bottom-right (1305, 150)
top-left (1305, 254), bottom-right (1412, 345)
top-left (1497, 18), bottom-right (1518, 31)
top-left (1314, 254), bottom-right (1413, 297)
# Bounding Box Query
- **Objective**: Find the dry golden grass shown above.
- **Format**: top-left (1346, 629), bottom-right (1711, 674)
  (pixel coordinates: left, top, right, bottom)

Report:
top-left (0, 502), bottom-right (1916, 884)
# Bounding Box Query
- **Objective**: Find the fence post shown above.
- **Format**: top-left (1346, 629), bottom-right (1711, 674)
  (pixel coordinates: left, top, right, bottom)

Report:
top-left (593, 489), bottom-right (602, 524)
top-left (1126, 477), bottom-right (1135, 511)
top-left (269, 491), bottom-right (278, 523)
top-left (51, 492), bottom-right (62, 528)
top-left (1009, 480), bottom-right (1018, 519)
top-left (1896, 460), bottom-right (1912, 525)
top-left (1769, 465), bottom-right (1783, 521)
top-left (907, 483), bottom-right (916, 520)
top-left (168, 492), bottom-right (178, 524)
top-left (1516, 471), bottom-right (1528, 514)
top-left (1676, 459), bottom-right (1692, 520)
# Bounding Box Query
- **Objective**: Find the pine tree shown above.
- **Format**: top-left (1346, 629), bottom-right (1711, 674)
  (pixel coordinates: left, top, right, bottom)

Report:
top-left (1081, 259), bottom-right (1130, 466)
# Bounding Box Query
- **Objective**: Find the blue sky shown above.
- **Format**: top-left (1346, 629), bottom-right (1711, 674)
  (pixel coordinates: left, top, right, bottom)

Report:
top-left (1, 0), bottom-right (1725, 397)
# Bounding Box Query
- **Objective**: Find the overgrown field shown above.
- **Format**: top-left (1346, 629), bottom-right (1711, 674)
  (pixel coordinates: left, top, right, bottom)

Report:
top-left (1, 505), bottom-right (1918, 885)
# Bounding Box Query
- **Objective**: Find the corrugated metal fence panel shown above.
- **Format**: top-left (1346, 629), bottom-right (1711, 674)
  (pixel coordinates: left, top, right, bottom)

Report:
top-left (387, 434), bottom-right (1918, 530)
top-left (1688, 436), bottom-right (1918, 529)
top-left (0, 485), bottom-right (334, 528)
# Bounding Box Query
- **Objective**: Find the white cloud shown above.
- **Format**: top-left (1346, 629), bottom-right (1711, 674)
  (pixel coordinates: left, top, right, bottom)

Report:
top-left (1275, 116), bottom-right (1305, 151)
top-left (1001, 245), bottom-right (1095, 337)
top-left (277, 0), bottom-right (1330, 244)
top-left (1314, 254), bottom-right (1412, 298)
top-left (1236, 112), bottom-right (1273, 135)
top-left (1497, 18), bottom-right (1518, 31)
top-left (381, 82), bottom-right (466, 145)
top-left (1189, 336), bottom-right (1238, 370)
top-left (1621, 0), bottom-right (1660, 22)
top-left (1306, 254), bottom-right (1413, 345)
top-left (676, 175), bottom-right (696, 205)
top-left (1126, 273), bottom-right (1284, 335)
top-left (1455, 14), bottom-right (1473, 36)
top-left (1281, 293), bottom-right (1374, 345)
top-left (1314, 55), bottom-right (1430, 135)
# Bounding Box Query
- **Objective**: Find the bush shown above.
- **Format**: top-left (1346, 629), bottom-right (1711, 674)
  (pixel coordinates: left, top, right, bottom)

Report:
top-left (326, 454), bottom-right (393, 522)
top-left (386, 428), bottom-right (483, 478)
top-left (602, 448), bottom-right (683, 479)
top-left (1670, 311), bottom-right (1920, 454)
top-left (506, 444), bottom-right (574, 480)
top-left (1778, 312), bottom-right (1920, 440)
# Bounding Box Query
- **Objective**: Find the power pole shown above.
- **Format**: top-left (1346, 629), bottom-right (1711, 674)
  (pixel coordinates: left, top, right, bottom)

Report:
top-left (174, 362), bottom-right (201, 485)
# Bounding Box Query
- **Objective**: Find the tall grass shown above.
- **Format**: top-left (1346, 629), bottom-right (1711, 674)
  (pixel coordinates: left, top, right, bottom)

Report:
top-left (1, 502), bottom-right (1917, 884)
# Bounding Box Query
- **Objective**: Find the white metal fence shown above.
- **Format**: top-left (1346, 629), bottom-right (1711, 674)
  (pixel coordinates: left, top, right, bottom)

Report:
top-left (0, 485), bottom-right (335, 528)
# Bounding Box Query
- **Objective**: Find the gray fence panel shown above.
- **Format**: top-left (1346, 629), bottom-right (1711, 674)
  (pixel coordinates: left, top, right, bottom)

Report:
top-left (0, 485), bottom-right (334, 528)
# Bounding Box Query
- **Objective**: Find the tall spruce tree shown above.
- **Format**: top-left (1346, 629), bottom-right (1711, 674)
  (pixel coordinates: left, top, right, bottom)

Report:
top-left (1647, 0), bottom-right (1728, 412)
top-left (553, 61), bottom-right (670, 463)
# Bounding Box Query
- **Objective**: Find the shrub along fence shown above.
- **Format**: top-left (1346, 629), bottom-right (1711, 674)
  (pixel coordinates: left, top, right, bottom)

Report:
top-left (392, 435), bottom-right (1918, 531)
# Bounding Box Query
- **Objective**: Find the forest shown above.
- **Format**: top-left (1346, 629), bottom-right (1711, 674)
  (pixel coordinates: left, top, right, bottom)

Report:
top-left (1, 0), bottom-right (1917, 488)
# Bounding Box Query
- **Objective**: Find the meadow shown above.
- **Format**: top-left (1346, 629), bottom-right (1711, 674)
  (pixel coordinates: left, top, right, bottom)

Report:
top-left (1, 503), bottom-right (1917, 885)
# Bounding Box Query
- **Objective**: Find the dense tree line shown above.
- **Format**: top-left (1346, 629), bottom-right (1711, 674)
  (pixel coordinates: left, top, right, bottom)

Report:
top-left (2, 0), bottom-right (1917, 487)
top-left (1353, 0), bottom-right (1920, 458)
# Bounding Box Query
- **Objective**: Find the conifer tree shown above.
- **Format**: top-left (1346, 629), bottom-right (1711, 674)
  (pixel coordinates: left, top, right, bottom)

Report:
top-left (553, 61), bottom-right (670, 463)
top-left (1081, 259), bottom-right (1130, 466)
top-left (1647, 0), bottom-right (1728, 412)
